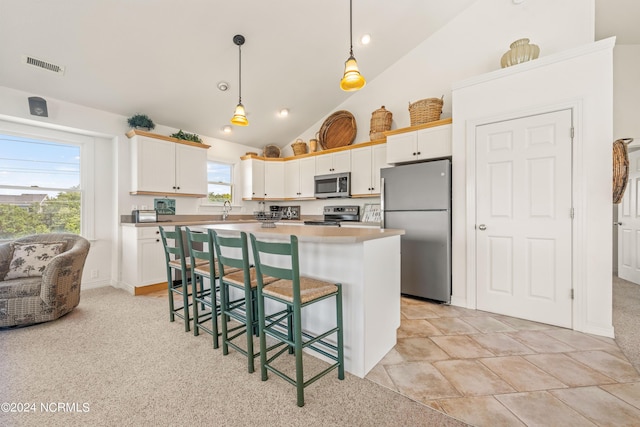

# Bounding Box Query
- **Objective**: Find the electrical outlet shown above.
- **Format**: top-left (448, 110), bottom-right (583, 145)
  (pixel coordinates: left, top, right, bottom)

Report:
top-left (90, 269), bottom-right (98, 279)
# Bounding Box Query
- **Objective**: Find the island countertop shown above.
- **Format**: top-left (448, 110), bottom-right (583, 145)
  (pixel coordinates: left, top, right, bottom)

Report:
top-left (198, 222), bottom-right (404, 243)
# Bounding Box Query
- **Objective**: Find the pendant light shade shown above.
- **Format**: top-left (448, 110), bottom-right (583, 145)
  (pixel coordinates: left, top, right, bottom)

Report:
top-left (231, 103), bottom-right (248, 126)
top-left (340, 0), bottom-right (365, 92)
top-left (231, 34), bottom-right (248, 126)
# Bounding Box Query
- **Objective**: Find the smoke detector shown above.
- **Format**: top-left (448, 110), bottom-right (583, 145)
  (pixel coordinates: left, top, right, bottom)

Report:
top-left (217, 81), bottom-right (229, 91)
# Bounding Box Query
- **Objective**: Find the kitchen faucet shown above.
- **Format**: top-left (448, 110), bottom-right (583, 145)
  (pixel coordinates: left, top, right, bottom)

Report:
top-left (222, 200), bottom-right (231, 220)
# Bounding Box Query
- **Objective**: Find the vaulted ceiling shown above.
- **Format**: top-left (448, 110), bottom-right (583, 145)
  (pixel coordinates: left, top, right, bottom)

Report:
top-left (0, 0), bottom-right (637, 149)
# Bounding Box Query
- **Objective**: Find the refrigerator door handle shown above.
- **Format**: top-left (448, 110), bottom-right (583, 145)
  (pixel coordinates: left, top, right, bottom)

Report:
top-left (380, 177), bottom-right (385, 229)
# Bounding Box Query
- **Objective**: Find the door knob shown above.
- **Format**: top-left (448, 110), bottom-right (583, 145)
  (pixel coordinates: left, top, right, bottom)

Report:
top-left (478, 224), bottom-right (487, 231)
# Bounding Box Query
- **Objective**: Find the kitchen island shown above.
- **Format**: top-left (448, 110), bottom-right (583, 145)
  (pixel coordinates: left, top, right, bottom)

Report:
top-left (201, 222), bottom-right (404, 378)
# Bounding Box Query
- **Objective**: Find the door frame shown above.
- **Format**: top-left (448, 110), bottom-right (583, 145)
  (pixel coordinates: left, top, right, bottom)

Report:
top-left (465, 100), bottom-right (583, 330)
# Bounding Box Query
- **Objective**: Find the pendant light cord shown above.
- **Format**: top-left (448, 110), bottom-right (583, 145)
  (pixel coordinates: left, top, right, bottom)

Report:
top-left (238, 44), bottom-right (242, 104)
top-left (349, 0), bottom-right (354, 57)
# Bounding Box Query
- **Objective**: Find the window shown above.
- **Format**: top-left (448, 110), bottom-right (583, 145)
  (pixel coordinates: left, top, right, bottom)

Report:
top-left (0, 125), bottom-right (93, 240)
top-left (205, 161), bottom-right (232, 203)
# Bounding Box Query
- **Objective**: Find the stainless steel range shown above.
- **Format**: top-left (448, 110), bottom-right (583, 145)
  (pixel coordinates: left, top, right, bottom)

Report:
top-left (303, 205), bottom-right (360, 226)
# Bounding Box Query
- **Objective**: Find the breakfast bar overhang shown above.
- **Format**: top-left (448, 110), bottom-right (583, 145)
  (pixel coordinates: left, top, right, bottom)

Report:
top-left (201, 223), bottom-right (404, 378)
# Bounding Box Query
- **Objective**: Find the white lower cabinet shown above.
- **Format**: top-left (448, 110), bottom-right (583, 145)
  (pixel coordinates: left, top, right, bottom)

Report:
top-left (121, 226), bottom-right (166, 290)
top-left (350, 144), bottom-right (387, 196)
top-left (386, 122), bottom-right (452, 164)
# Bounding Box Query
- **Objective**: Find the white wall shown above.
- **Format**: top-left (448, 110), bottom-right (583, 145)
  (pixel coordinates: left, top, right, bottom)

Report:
top-left (452, 39), bottom-right (615, 337)
top-left (0, 0), bottom-right (598, 294)
top-left (0, 85), bottom-right (260, 289)
top-left (614, 45), bottom-right (640, 143)
top-left (288, 0), bottom-right (594, 156)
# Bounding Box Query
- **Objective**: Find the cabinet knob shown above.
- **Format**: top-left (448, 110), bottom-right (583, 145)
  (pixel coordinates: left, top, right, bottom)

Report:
top-left (417, 152), bottom-right (421, 155)
top-left (156, 239), bottom-right (160, 242)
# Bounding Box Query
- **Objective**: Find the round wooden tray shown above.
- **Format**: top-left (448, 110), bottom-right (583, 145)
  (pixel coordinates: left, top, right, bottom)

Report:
top-left (318, 110), bottom-right (357, 150)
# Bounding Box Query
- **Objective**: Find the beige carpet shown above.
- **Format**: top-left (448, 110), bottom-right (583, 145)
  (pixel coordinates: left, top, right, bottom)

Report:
top-left (0, 287), bottom-right (467, 427)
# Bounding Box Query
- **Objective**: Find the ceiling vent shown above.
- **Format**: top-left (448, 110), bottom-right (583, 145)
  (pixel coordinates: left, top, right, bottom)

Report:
top-left (22, 55), bottom-right (65, 75)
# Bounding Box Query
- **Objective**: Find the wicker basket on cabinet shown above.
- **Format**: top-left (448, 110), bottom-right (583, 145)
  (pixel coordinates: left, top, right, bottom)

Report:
top-left (408, 96), bottom-right (443, 126)
top-left (369, 106), bottom-right (393, 141)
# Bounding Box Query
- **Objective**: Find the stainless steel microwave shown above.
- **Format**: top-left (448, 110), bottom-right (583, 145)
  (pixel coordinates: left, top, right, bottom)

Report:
top-left (314, 172), bottom-right (350, 198)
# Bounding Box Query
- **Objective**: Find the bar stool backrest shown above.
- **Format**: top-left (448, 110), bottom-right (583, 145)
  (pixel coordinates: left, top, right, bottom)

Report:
top-left (159, 226), bottom-right (187, 271)
top-left (184, 227), bottom-right (216, 278)
top-left (211, 230), bottom-right (251, 277)
top-left (250, 234), bottom-right (299, 301)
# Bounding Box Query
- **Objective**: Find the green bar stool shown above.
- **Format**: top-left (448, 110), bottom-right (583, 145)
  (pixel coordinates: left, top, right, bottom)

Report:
top-left (250, 233), bottom-right (345, 407)
top-left (212, 230), bottom-right (279, 373)
top-left (159, 226), bottom-right (205, 332)
top-left (184, 227), bottom-right (223, 348)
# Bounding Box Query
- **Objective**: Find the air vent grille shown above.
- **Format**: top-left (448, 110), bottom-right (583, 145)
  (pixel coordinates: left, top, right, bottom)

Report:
top-left (22, 55), bottom-right (65, 75)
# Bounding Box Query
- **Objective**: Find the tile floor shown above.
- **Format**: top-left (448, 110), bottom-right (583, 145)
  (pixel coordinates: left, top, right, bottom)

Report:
top-left (365, 297), bottom-right (640, 427)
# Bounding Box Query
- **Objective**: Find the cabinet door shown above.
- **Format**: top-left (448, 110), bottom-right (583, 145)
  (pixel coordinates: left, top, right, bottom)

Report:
top-left (298, 157), bottom-right (316, 198)
top-left (350, 147), bottom-right (373, 196)
top-left (264, 161), bottom-right (284, 199)
top-left (386, 132), bottom-right (418, 164)
top-left (315, 154), bottom-right (334, 175)
top-left (416, 124), bottom-right (452, 160)
top-left (241, 158), bottom-right (265, 200)
top-left (370, 144), bottom-right (387, 194)
top-left (139, 237), bottom-right (166, 285)
top-left (332, 151), bottom-right (351, 174)
top-left (284, 159), bottom-right (300, 198)
top-left (175, 144), bottom-right (207, 195)
top-left (133, 136), bottom-right (175, 193)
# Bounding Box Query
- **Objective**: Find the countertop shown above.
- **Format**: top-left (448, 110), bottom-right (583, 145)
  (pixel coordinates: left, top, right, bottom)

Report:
top-left (197, 222), bottom-right (403, 244)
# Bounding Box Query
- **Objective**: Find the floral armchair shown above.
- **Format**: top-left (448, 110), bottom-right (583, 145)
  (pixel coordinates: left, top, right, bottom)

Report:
top-left (0, 233), bottom-right (90, 327)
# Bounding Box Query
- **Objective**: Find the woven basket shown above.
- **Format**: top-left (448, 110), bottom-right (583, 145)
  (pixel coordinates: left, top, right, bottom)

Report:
top-left (291, 139), bottom-right (308, 156)
top-left (613, 138), bottom-right (634, 204)
top-left (408, 96), bottom-right (443, 126)
top-left (263, 144), bottom-right (281, 158)
top-left (369, 106), bottom-right (393, 141)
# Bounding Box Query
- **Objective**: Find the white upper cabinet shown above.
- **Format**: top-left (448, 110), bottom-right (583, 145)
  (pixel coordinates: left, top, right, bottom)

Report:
top-left (284, 156), bottom-right (315, 199)
top-left (350, 144), bottom-right (387, 196)
top-left (385, 119), bottom-right (452, 165)
top-left (315, 150), bottom-right (351, 175)
top-left (241, 157), bottom-right (265, 200)
top-left (128, 130), bottom-right (209, 197)
top-left (264, 161), bottom-right (285, 200)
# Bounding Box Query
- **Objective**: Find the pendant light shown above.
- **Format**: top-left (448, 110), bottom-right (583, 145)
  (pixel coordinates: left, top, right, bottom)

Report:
top-left (340, 0), bottom-right (366, 91)
top-left (230, 34), bottom-right (248, 126)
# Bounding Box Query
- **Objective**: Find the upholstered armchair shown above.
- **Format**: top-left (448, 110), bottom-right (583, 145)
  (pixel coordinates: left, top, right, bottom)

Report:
top-left (0, 233), bottom-right (90, 327)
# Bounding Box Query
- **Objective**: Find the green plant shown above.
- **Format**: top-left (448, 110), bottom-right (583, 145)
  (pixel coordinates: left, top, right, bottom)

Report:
top-left (170, 129), bottom-right (202, 143)
top-left (127, 113), bottom-right (155, 130)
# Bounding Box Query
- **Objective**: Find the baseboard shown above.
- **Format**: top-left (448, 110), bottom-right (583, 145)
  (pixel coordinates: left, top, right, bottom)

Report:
top-left (134, 282), bottom-right (168, 296)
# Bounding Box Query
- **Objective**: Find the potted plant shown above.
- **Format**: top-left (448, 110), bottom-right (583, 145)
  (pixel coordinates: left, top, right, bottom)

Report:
top-left (127, 113), bottom-right (155, 131)
top-left (170, 129), bottom-right (202, 143)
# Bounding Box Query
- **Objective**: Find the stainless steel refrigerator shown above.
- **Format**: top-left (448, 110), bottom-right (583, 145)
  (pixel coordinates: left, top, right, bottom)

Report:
top-left (381, 159), bottom-right (451, 303)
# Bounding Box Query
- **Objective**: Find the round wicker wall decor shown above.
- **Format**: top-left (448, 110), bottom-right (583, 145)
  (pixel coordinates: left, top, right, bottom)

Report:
top-left (613, 138), bottom-right (634, 204)
top-left (318, 110), bottom-right (357, 150)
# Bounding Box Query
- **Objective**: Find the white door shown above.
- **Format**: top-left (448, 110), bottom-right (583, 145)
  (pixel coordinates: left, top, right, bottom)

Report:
top-left (476, 109), bottom-right (573, 328)
top-left (617, 149), bottom-right (640, 283)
